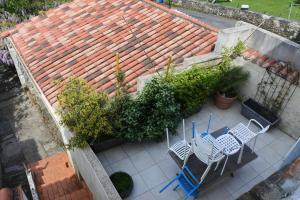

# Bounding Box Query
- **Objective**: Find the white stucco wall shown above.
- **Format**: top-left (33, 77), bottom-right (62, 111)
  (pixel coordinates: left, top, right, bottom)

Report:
top-left (235, 57), bottom-right (300, 139)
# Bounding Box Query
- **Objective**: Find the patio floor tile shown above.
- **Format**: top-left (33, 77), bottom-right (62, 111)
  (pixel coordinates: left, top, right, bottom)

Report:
top-left (232, 183), bottom-right (253, 199)
top-left (96, 152), bottom-right (109, 166)
top-left (130, 191), bottom-right (155, 200)
top-left (151, 180), bottom-right (181, 200)
top-left (103, 146), bottom-right (127, 164)
top-left (128, 174), bottom-right (148, 198)
top-left (249, 156), bottom-right (271, 174)
top-left (256, 144), bottom-right (283, 165)
top-left (245, 175), bottom-right (264, 190)
top-left (110, 158), bottom-right (138, 176)
top-left (130, 151), bottom-right (155, 172)
top-left (223, 176), bottom-right (246, 195)
top-left (271, 134), bottom-right (295, 157)
top-left (145, 142), bottom-right (169, 163)
top-left (206, 184), bottom-right (234, 200)
top-left (157, 157), bottom-right (180, 179)
top-left (140, 165), bottom-right (168, 189)
top-left (260, 166), bottom-right (278, 180)
top-left (122, 143), bottom-right (145, 157)
top-left (235, 164), bottom-right (259, 183)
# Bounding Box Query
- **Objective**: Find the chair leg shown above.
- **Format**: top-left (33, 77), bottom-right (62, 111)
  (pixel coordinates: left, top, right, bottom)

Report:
top-left (214, 160), bottom-right (220, 171)
top-left (238, 144), bottom-right (244, 164)
top-left (220, 155), bottom-right (229, 176)
top-left (252, 137), bottom-right (257, 153)
top-left (200, 165), bottom-right (211, 183)
top-left (173, 184), bottom-right (179, 191)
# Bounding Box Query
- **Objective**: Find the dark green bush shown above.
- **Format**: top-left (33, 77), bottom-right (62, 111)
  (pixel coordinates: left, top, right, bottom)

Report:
top-left (167, 65), bottom-right (221, 116)
top-left (111, 78), bottom-right (181, 142)
top-left (110, 172), bottom-right (133, 198)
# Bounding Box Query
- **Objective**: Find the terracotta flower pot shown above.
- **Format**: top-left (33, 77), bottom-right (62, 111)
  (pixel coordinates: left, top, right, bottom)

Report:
top-left (214, 92), bottom-right (237, 110)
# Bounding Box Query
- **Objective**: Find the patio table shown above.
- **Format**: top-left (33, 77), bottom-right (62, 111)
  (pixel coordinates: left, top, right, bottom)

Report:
top-left (169, 127), bottom-right (257, 190)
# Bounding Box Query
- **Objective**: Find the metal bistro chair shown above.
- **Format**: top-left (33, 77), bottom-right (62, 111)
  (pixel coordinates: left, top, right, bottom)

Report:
top-left (166, 119), bottom-right (191, 168)
top-left (229, 119), bottom-right (270, 164)
top-left (216, 128), bottom-right (241, 175)
top-left (185, 115), bottom-right (225, 183)
top-left (159, 166), bottom-right (201, 200)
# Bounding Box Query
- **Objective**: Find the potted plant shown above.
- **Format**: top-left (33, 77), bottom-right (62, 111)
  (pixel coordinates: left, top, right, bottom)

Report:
top-left (214, 66), bottom-right (249, 109)
top-left (214, 40), bottom-right (249, 109)
top-left (110, 172), bottom-right (134, 199)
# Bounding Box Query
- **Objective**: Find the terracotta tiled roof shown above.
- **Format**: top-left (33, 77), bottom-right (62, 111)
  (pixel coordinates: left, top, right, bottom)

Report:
top-left (4, 0), bottom-right (218, 105)
top-left (28, 152), bottom-right (92, 200)
top-left (243, 48), bottom-right (299, 84)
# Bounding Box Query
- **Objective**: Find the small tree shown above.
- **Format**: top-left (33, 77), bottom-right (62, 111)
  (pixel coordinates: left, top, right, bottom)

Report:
top-left (57, 77), bottom-right (112, 149)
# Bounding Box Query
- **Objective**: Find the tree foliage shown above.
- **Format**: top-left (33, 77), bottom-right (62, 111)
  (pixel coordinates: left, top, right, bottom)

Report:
top-left (57, 77), bottom-right (112, 149)
top-left (110, 78), bottom-right (181, 142)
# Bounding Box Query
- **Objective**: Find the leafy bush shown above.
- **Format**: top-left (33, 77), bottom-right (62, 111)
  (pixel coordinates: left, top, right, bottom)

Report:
top-left (2, 0), bottom-right (70, 18)
top-left (110, 172), bottom-right (133, 198)
top-left (216, 41), bottom-right (249, 97)
top-left (57, 77), bottom-right (112, 149)
top-left (167, 65), bottom-right (221, 116)
top-left (111, 78), bottom-right (181, 142)
top-left (217, 66), bottom-right (250, 97)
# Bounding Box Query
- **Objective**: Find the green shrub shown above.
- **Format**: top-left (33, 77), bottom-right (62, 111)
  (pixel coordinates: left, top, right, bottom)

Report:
top-left (57, 77), bottom-right (112, 149)
top-left (217, 66), bottom-right (250, 97)
top-left (167, 65), bottom-right (221, 116)
top-left (110, 172), bottom-right (133, 198)
top-left (2, 0), bottom-right (70, 18)
top-left (112, 78), bottom-right (181, 142)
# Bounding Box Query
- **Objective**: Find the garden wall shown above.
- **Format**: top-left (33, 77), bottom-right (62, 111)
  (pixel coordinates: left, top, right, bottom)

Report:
top-left (4, 38), bottom-right (121, 200)
top-left (213, 22), bottom-right (300, 139)
top-left (234, 57), bottom-right (300, 140)
top-left (172, 0), bottom-right (300, 43)
top-left (215, 21), bottom-right (300, 71)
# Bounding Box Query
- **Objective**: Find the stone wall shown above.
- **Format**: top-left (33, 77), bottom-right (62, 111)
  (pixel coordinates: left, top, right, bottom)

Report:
top-left (173, 0), bottom-right (300, 43)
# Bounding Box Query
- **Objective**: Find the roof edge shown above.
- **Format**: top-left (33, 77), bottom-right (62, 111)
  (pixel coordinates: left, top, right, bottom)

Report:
top-left (142, 0), bottom-right (219, 33)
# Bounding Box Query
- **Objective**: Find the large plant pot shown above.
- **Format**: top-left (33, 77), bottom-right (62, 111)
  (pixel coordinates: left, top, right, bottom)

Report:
top-left (214, 92), bottom-right (237, 109)
top-left (110, 172), bottom-right (133, 199)
top-left (90, 137), bottom-right (123, 153)
top-left (241, 98), bottom-right (280, 128)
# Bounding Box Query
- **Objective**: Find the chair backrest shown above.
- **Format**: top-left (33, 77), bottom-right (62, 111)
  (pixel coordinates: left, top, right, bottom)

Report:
top-left (181, 166), bottom-right (200, 187)
top-left (191, 135), bottom-right (213, 164)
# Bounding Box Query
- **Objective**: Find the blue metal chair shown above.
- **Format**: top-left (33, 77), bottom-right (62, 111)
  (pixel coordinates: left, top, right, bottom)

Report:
top-left (159, 166), bottom-right (200, 200)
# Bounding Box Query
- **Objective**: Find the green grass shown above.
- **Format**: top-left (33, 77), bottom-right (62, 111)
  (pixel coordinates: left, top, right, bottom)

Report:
top-left (211, 0), bottom-right (300, 21)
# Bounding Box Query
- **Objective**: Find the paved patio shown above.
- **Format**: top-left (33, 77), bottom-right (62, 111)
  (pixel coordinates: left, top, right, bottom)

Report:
top-left (96, 100), bottom-right (296, 200)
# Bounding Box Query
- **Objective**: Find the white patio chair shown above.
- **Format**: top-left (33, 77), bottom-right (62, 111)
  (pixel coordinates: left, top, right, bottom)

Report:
top-left (216, 131), bottom-right (241, 175)
top-left (188, 133), bottom-right (225, 183)
top-left (229, 119), bottom-right (270, 164)
top-left (166, 119), bottom-right (191, 167)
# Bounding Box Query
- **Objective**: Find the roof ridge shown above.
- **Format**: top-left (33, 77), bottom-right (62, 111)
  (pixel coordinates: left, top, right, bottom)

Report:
top-left (141, 0), bottom-right (218, 33)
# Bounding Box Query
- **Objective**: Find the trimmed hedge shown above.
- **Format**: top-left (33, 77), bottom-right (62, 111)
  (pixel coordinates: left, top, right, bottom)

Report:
top-left (110, 172), bottom-right (133, 198)
top-left (168, 65), bottom-right (221, 116)
top-left (111, 78), bottom-right (181, 142)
